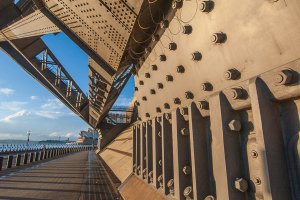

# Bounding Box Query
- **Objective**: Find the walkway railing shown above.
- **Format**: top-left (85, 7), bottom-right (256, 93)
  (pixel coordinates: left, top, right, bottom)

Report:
top-left (0, 145), bottom-right (93, 171)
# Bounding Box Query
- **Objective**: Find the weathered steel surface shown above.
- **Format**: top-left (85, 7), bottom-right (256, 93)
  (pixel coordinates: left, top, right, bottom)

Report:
top-left (132, 0), bottom-right (300, 200)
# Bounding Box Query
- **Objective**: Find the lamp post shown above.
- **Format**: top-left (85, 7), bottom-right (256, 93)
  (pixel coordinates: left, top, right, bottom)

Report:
top-left (26, 130), bottom-right (31, 153)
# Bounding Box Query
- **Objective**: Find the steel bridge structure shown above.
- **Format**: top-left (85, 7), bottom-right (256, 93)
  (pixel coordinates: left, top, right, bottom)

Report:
top-left (1, 0), bottom-right (300, 200)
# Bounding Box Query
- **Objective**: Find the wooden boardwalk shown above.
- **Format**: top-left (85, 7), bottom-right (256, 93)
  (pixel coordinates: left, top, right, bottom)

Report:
top-left (0, 151), bottom-right (120, 200)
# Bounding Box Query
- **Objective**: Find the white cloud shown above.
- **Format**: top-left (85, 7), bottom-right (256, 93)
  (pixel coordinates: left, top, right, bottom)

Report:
top-left (30, 96), bottom-right (39, 100)
top-left (35, 111), bottom-right (70, 119)
top-left (0, 133), bottom-right (25, 140)
top-left (65, 132), bottom-right (76, 138)
top-left (41, 98), bottom-right (64, 110)
top-left (0, 88), bottom-right (15, 95)
top-left (0, 110), bottom-right (28, 123)
top-left (0, 101), bottom-right (27, 111)
top-left (49, 132), bottom-right (60, 137)
top-left (114, 96), bottom-right (132, 107)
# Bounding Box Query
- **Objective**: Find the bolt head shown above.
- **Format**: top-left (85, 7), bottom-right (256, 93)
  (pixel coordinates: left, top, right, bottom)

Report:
top-left (204, 196), bottom-right (216, 200)
top-left (174, 97), bottom-right (181, 104)
top-left (182, 166), bottom-right (192, 175)
top-left (142, 96), bottom-right (147, 101)
top-left (157, 83), bottom-right (164, 89)
top-left (156, 107), bottom-right (161, 113)
top-left (134, 87), bottom-right (138, 91)
top-left (228, 120), bottom-right (242, 131)
top-left (150, 89), bottom-right (156, 94)
top-left (152, 65), bottom-right (158, 71)
top-left (160, 54), bottom-right (167, 61)
top-left (169, 42), bottom-right (177, 50)
top-left (274, 70), bottom-right (294, 85)
top-left (183, 25), bottom-right (193, 35)
top-left (165, 113), bottom-right (171, 120)
top-left (139, 80), bottom-right (144, 85)
top-left (183, 186), bottom-right (193, 197)
top-left (235, 178), bottom-right (248, 192)
top-left (166, 75), bottom-right (173, 82)
top-left (185, 91), bottom-right (194, 99)
top-left (180, 107), bottom-right (188, 116)
top-left (172, 0), bottom-right (183, 9)
top-left (180, 128), bottom-right (189, 136)
top-left (167, 179), bottom-right (174, 188)
top-left (230, 88), bottom-right (245, 100)
top-left (192, 51), bottom-right (202, 61)
top-left (201, 82), bottom-right (213, 91)
top-left (164, 103), bottom-right (170, 109)
top-left (152, 34), bottom-right (159, 42)
top-left (200, 1), bottom-right (214, 12)
top-left (211, 32), bottom-right (227, 44)
top-left (160, 20), bottom-right (169, 29)
top-left (224, 68), bottom-right (240, 80)
top-left (145, 113), bottom-right (150, 118)
top-left (199, 100), bottom-right (209, 110)
top-left (177, 65), bottom-right (185, 73)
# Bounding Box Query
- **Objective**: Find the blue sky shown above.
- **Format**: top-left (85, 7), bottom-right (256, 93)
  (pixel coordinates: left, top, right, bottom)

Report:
top-left (0, 33), bottom-right (134, 141)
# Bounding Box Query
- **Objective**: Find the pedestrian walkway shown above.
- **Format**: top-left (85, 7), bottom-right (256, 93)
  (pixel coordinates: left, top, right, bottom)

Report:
top-left (0, 151), bottom-right (120, 200)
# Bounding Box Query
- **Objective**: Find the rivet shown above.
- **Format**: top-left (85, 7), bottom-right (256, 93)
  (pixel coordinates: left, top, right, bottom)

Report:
top-left (224, 68), bottom-right (240, 80)
top-left (251, 150), bottom-right (258, 158)
top-left (180, 128), bottom-right (189, 136)
top-left (274, 69), bottom-right (294, 85)
top-left (166, 75), bottom-right (173, 82)
top-left (183, 25), bottom-right (193, 35)
top-left (201, 82), bottom-right (213, 91)
top-left (176, 65), bottom-right (185, 73)
top-left (145, 73), bottom-right (151, 78)
top-left (204, 196), bottom-right (216, 200)
top-left (183, 186), bottom-right (193, 199)
top-left (156, 116), bottom-right (162, 123)
top-left (152, 34), bottom-right (159, 42)
top-left (145, 47), bottom-right (152, 53)
top-left (142, 96), bottom-right (147, 101)
top-left (199, 100), bottom-right (209, 110)
top-left (174, 97), bottom-right (181, 105)
top-left (230, 88), bottom-right (245, 100)
top-left (139, 80), bottom-right (144, 85)
top-left (254, 177), bottom-right (261, 185)
top-left (165, 113), bottom-right (171, 120)
top-left (152, 65), bottom-right (158, 71)
top-left (228, 119), bottom-right (242, 132)
top-left (160, 54), bottom-right (167, 61)
top-left (140, 57), bottom-right (145, 62)
top-left (185, 91), bottom-right (194, 99)
top-left (211, 32), bottom-right (227, 44)
top-left (160, 20), bottom-right (169, 29)
top-left (182, 166), bottom-right (192, 175)
top-left (167, 179), bottom-right (175, 195)
top-left (134, 87), bottom-right (138, 91)
top-left (235, 178), bottom-right (248, 192)
top-left (172, 0), bottom-right (183, 9)
top-left (150, 89), bottom-right (156, 94)
top-left (180, 107), bottom-right (188, 116)
top-left (164, 103), bottom-right (170, 109)
top-left (157, 83), bottom-right (164, 89)
top-left (145, 113), bottom-right (150, 118)
top-left (200, 0), bottom-right (214, 12)
top-left (192, 51), bottom-right (202, 61)
top-left (156, 107), bottom-right (161, 113)
top-left (158, 131), bottom-right (162, 137)
top-left (169, 42), bottom-right (177, 51)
